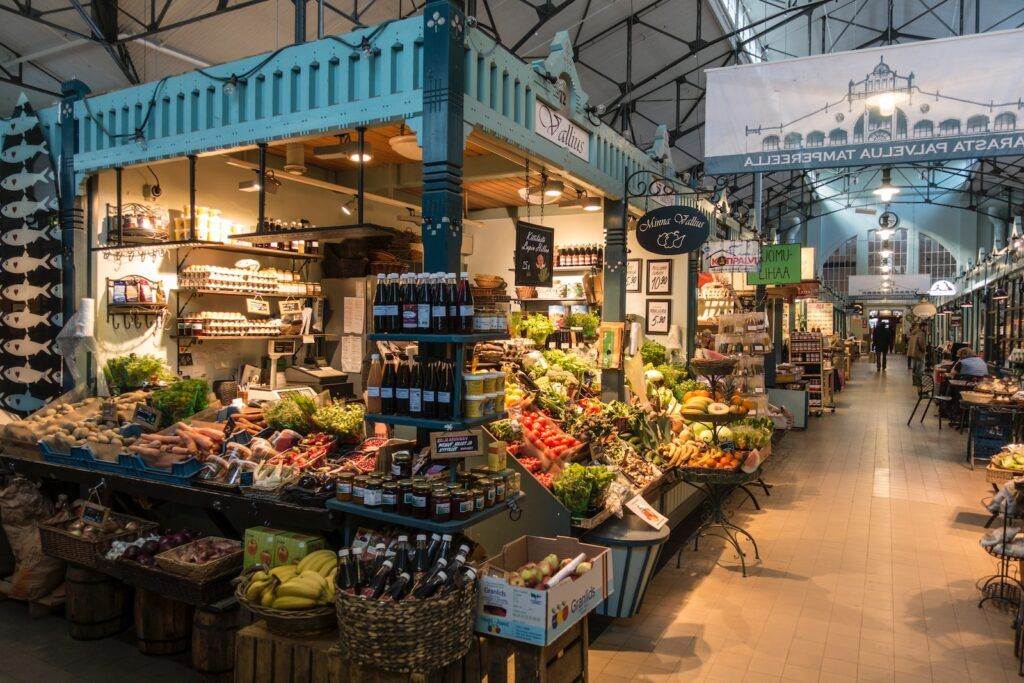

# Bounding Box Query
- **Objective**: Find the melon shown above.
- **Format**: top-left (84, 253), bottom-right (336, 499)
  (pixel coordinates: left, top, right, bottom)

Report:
top-left (707, 402), bottom-right (730, 415)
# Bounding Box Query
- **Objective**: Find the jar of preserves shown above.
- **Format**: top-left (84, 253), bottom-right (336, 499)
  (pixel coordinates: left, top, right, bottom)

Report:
top-left (381, 481), bottom-right (399, 512)
top-left (480, 478), bottom-right (496, 508)
top-left (452, 488), bottom-right (474, 520)
top-left (352, 475), bottom-right (369, 505)
top-left (493, 475), bottom-right (507, 503)
top-left (390, 451), bottom-right (412, 479)
top-left (430, 486), bottom-right (452, 522)
top-left (363, 477), bottom-right (383, 508)
top-left (335, 472), bottom-right (355, 502)
top-left (499, 468), bottom-right (520, 496)
top-left (398, 479), bottom-right (415, 515)
top-left (411, 483), bottom-right (430, 519)
top-left (471, 487), bottom-right (485, 512)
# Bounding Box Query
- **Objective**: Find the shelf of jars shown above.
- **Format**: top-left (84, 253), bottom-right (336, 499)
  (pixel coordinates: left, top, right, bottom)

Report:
top-left (325, 491), bottom-right (523, 533)
top-left (174, 288), bottom-right (324, 299)
top-left (233, 223), bottom-right (398, 244)
top-left (366, 332), bottom-right (507, 343)
top-left (91, 239), bottom-right (324, 261)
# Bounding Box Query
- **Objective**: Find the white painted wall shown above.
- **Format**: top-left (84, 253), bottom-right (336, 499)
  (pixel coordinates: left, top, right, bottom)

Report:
top-left (464, 211), bottom-right (690, 347)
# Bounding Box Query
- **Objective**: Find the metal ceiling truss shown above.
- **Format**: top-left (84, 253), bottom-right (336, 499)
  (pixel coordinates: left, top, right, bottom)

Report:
top-left (0, 40), bottom-right (62, 97)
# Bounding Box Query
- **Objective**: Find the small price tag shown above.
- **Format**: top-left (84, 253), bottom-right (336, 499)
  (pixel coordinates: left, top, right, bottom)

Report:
top-left (132, 404), bottom-right (162, 432)
top-left (79, 502), bottom-right (109, 530)
top-left (429, 429), bottom-right (483, 459)
top-left (100, 400), bottom-right (118, 424)
top-left (246, 298), bottom-right (271, 316)
top-left (625, 495), bottom-right (668, 530)
top-left (279, 300), bottom-right (302, 316)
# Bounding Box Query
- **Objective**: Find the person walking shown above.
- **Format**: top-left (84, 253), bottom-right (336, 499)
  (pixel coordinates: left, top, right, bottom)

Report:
top-left (907, 322), bottom-right (928, 384)
top-left (872, 320), bottom-right (894, 372)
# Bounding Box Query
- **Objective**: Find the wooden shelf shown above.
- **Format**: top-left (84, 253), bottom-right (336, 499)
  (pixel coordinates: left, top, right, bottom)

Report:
top-left (363, 412), bottom-right (507, 430)
top-left (513, 298), bottom-right (590, 304)
top-left (171, 334), bottom-right (338, 341)
top-left (367, 332), bottom-right (508, 343)
top-left (232, 223), bottom-right (398, 244)
top-left (174, 288), bottom-right (322, 299)
top-left (325, 492), bottom-right (523, 533)
top-left (91, 240), bottom-right (323, 260)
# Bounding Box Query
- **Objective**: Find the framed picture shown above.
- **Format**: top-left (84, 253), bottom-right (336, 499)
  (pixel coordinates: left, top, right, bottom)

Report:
top-left (626, 259), bottom-right (641, 292)
top-left (646, 259), bottom-right (672, 295)
top-left (645, 299), bottom-right (672, 335)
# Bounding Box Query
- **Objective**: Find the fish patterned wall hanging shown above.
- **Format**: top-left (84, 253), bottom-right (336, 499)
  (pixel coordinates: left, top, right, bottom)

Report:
top-left (0, 94), bottom-right (63, 415)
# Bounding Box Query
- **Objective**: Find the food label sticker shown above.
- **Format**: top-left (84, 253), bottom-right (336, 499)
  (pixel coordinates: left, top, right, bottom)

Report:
top-left (625, 495), bottom-right (668, 530)
top-left (279, 300), bottom-right (303, 316)
top-left (100, 400), bottom-right (118, 423)
top-left (132, 404), bottom-right (162, 432)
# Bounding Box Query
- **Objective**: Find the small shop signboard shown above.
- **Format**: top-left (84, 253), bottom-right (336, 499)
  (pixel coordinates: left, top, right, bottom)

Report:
top-left (703, 240), bottom-right (761, 273)
top-left (515, 221), bottom-right (555, 287)
top-left (429, 429), bottom-right (483, 460)
top-left (534, 98), bottom-right (590, 161)
top-left (747, 244), bottom-right (801, 285)
top-left (635, 205), bottom-right (710, 255)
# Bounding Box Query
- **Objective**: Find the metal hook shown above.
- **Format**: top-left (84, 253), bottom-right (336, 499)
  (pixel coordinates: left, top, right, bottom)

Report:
top-left (110, 315), bottom-right (120, 331)
top-left (507, 497), bottom-right (522, 522)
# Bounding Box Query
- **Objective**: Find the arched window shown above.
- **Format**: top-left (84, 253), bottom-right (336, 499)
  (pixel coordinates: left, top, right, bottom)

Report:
top-left (821, 236), bottom-right (857, 294)
top-left (967, 115), bottom-right (989, 133)
top-left (806, 131), bottom-right (825, 147)
top-left (784, 132), bottom-right (802, 149)
top-left (939, 119), bottom-right (960, 135)
top-left (829, 128), bottom-right (848, 145)
top-left (763, 135), bottom-right (779, 151)
top-left (868, 228), bottom-right (908, 276)
top-left (995, 112), bottom-right (1016, 131)
top-left (914, 119), bottom-right (933, 138)
top-left (919, 233), bottom-right (957, 279)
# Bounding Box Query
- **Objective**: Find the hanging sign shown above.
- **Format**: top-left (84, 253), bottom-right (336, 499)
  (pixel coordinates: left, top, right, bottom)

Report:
top-left (702, 240), bottom-right (761, 273)
top-left (278, 300), bottom-right (302, 316)
top-left (928, 279), bottom-right (957, 296)
top-left (879, 212), bottom-right (899, 229)
top-left (515, 221), bottom-right (554, 287)
top-left (705, 29), bottom-right (1024, 174)
top-left (534, 99), bottom-right (590, 161)
top-left (635, 206), bottom-right (710, 255)
top-left (246, 298), bottom-right (271, 316)
top-left (429, 429), bottom-right (483, 460)
top-left (79, 502), bottom-right (109, 530)
top-left (746, 244), bottom-right (802, 285)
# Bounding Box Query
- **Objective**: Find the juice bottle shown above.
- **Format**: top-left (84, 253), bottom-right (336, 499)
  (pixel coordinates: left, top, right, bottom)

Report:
top-left (380, 354), bottom-right (396, 414)
top-left (365, 353), bottom-right (383, 413)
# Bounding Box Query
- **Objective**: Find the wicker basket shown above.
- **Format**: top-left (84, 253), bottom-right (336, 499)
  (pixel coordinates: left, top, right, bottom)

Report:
top-left (690, 358), bottom-right (738, 377)
top-left (39, 513), bottom-right (157, 569)
top-left (515, 286), bottom-right (537, 299)
top-left (986, 464), bottom-right (1022, 485)
top-left (335, 580), bottom-right (478, 673)
top-left (155, 537), bottom-right (242, 581)
top-left (474, 275), bottom-right (505, 289)
top-left (235, 582), bottom-right (336, 636)
top-left (99, 554), bottom-right (234, 606)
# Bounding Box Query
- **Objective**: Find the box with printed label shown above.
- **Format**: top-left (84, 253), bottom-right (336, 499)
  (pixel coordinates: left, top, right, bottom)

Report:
top-left (243, 527), bottom-right (284, 569)
top-left (272, 531), bottom-right (326, 567)
top-left (475, 535), bottom-right (611, 646)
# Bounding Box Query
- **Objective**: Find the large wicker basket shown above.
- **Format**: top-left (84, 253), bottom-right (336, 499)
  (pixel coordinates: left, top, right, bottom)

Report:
top-left (690, 358), bottom-right (738, 377)
top-left (335, 580), bottom-right (478, 673)
top-left (155, 537), bottom-right (242, 581)
top-left (235, 581), bottom-right (336, 636)
top-left (39, 513), bottom-right (157, 569)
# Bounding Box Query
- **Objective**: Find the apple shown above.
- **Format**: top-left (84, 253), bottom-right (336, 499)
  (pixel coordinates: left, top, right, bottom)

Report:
top-left (519, 563), bottom-right (542, 587)
top-left (574, 561), bottom-right (592, 577)
top-left (508, 574), bottom-right (526, 587)
top-left (559, 558), bottom-right (573, 570)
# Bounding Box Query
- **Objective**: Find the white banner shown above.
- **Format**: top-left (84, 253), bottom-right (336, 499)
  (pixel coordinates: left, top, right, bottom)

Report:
top-left (704, 29), bottom-right (1024, 174)
top-left (848, 274), bottom-right (930, 297)
top-left (702, 240), bottom-right (760, 272)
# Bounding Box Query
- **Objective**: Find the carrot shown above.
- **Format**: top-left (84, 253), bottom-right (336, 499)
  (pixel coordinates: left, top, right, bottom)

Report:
top-left (178, 430), bottom-right (199, 454)
top-left (192, 427), bottom-right (224, 441)
top-left (129, 445), bottom-right (164, 458)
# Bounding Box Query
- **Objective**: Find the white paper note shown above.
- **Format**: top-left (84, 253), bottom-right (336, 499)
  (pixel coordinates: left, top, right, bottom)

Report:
top-left (340, 335), bottom-right (363, 373)
top-left (344, 297), bottom-right (365, 334)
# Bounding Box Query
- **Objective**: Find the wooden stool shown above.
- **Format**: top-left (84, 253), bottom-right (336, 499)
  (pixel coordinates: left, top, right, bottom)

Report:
top-left (134, 588), bottom-right (193, 655)
top-left (64, 564), bottom-right (128, 640)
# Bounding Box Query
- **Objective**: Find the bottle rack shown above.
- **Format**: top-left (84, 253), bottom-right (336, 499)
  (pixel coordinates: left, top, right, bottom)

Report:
top-left (789, 332), bottom-right (828, 415)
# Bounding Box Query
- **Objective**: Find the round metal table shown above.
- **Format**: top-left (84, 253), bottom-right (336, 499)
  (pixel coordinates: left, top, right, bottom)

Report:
top-left (677, 467), bottom-right (763, 577)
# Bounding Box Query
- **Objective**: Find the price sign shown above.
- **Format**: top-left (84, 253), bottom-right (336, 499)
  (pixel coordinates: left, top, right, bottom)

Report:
top-left (279, 300), bottom-right (302, 316)
top-left (132, 404), bottom-right (162, 432)
top-left (100, 400), bottom-right (118, 424)
top-left (79, 502), bottom-right (109, 530)
top-left (514, 221), bottom-right (554, 287)
top-left (429, 429), bottom-right (483, 460)
top-left (246, 298), bottom-right (271, 316)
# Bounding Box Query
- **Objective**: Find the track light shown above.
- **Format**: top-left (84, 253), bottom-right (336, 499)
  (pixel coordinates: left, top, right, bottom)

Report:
top-left (238, 169), bottom-right (279, 193)
top-left (341, 196), bottom-right (355, 216)
top-left (314, 134), bottom-right (372, 163)
top-left (581, 193), bottom-right (601, 212)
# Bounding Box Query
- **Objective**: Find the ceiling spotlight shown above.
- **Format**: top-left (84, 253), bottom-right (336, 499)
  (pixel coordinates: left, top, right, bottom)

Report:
top-left (880, 249), bottom-right (893, 258)
top-left (389, 133), bottom-right (422, 160)
top-left (582, 194), bottom-right (602, 212)
top-left (876, 228), bottom-right (894, 240)
top-left (866, 90), bottom-right (908, 117)
top-left (314, 134), bottom-right (372, 163)
top-left (284, 142), bottom-right (307, 174)
top-left (873, 167), bottom-right (900, 203)
top-left (238, 169), bottom-right (279, 193)
top-left (543, 179), bottom-right (565, 198)
top-left (341, 196), bottom-right (355, 216)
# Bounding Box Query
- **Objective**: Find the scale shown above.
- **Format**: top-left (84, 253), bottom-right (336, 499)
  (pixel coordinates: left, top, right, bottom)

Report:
top-left (285, 363), bottom-right (353, 398)
top-left (246, 339), bottom-right (321, 402)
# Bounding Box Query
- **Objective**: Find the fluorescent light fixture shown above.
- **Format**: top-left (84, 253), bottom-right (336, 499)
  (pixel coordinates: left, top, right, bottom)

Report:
top-left (873, 167), bottom-right (900, 202)
top-left (866, 90), bottom-right (909, 117)
top-left (543, 179), bottom-right (565, 198)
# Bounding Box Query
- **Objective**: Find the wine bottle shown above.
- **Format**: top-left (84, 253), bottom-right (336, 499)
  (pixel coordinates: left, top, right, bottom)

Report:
top-left (415, 273), bottom-right (431, 330)
top-left (395, 355), bottom-right (410, 414)
top-left (408, 357), bottom-right (423, 416)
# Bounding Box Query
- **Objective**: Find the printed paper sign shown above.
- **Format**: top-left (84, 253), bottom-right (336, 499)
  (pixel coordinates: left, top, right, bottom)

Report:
top-left (703, 240), bottom-right (761, 273)
top-left (430, 429), bottom-right (483, 459)
top-left (626, 495), bottom-right (668, 530)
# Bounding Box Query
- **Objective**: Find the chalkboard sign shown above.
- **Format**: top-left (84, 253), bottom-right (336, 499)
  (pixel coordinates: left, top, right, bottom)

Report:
top-left (132, 403), bottom-right (162, 431)
top-left (430, 429), bottom-right (483, 460)
top-left (635, 205), bottom-right (710, 255)
top-left (100, 400), bottom-right (118, 424)
top-left (515, 221), bottom-right (554, 287)
top-left (79, 502), bottom-right (109, 529)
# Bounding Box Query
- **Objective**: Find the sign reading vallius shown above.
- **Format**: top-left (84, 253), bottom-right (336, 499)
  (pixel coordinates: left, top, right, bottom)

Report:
top-left (635, 206), bottom-right (711, 255)
top-left (515, 221), bottom-right (554, 287)
top-left (429, 429), bottom-right (483, 460)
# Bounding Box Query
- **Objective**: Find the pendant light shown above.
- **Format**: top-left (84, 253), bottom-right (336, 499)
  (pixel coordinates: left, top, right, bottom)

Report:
top-left (283, 142), bottom-right (307, 174)
top-left (873, 167), bottom-right (900, 203)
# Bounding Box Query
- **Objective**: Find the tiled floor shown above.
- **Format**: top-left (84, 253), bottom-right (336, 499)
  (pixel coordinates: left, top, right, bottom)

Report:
top-left (591, 359), bottom-right (1020, 683)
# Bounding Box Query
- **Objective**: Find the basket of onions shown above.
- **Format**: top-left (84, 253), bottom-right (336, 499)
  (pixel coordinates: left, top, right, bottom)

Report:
top-left (156, 536), bottom-right (242, 581)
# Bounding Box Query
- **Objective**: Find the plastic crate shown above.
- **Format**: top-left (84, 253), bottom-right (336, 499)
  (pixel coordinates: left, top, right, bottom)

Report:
top-left (972, 436), bottom-right (1008, 460)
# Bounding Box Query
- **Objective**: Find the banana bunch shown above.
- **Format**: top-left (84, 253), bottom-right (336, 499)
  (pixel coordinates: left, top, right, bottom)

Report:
top-left (243, 550), bottom-right (337, 610)
top-left (656, 439), bottom-right (701, 468)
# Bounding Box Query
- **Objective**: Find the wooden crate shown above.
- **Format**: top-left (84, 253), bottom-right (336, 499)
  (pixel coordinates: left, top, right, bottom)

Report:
top-left (484, 618), bottom-right (588, 683)
top-left (234, 622), bottom-right (343, 683)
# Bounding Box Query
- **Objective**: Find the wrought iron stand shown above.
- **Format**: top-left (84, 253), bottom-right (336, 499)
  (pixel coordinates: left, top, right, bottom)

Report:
top-left (677, 467), bottom-right (762, 577)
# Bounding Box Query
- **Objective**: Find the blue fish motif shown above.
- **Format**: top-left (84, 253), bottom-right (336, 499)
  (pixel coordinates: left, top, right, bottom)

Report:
top-left (3, 365), bottom-right (58, 385)
top-left (2, 224), bottom-right (60, 247)
top-left (1, 109), bottom-right (38, 136)
top-left (3, 390), bottom-right (46, 413)
top-left (1, 141), bottom-right (47, 164)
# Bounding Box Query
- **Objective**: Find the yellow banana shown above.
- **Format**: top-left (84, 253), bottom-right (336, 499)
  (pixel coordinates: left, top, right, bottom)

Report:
top-left (297, 550), bottom-right (333, 574)
top-left (260, 583), bottom-right (277, 607)
top-left (277, 577), bottom-right (323, 600)
top-left (250, 570), bottom-right (269, 583)
top-left (300, 570), bottom-right (329, 594)
top-left (326, 568), bottom-right (337, 585)
top-left (312, 555), bottom-right (336, 577)
top-left (269, 564), bottom-right (298, 582)
top-left (271, 596), bottom-right (318, 610)
top-left (245, 578), bottom-right (271, 602)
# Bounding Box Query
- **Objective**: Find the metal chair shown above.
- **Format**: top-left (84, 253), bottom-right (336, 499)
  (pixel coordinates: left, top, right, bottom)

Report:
top-left (908, 374), bottom-right (951, 428)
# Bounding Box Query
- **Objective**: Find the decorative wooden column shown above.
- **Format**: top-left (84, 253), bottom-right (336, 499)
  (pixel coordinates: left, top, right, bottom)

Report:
top-left (603, 196), bottom-right (626, 400)
top-left (420, 0), bottom-right (466, 274)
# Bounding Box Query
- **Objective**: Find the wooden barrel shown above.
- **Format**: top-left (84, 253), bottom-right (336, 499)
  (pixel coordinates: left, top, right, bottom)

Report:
top-left (134, 588), bottom-right (193, 655)
top-left (65, 564), bottom-right (127, 640)
top-left (192, 606), bottom-right (240, 681)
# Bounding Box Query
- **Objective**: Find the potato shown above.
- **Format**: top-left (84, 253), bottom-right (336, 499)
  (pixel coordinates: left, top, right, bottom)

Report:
top-left (72, 427), bottom-right (89, 439)
top-left (110, 437), bottom-right (123, 447)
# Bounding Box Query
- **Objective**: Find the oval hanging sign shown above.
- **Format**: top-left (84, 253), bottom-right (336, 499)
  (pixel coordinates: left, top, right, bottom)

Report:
top-left (635, 205), bottom-right (710, 255)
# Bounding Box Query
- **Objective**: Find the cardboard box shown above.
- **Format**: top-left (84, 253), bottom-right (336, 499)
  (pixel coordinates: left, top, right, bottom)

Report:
top-left (243, 527), bottom-right (284, 569)
top-left (273, 531), bottom-right (326, 567)
top-left (475, 535), bottom-right (612, 646)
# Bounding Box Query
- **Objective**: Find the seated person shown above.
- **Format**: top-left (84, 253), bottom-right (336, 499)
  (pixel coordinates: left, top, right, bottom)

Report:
top-left (952, 347), bottom-right (988, 378)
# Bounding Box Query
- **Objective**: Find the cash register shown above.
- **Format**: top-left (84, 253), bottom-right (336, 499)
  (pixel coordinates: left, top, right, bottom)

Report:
top-left (285, 362), bottom-right (353, 399)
